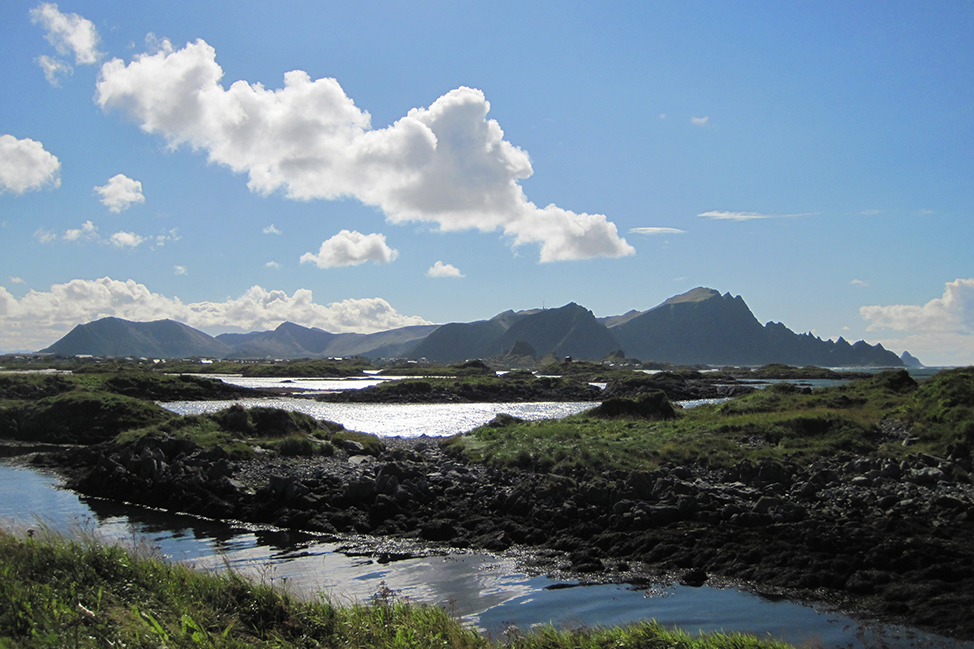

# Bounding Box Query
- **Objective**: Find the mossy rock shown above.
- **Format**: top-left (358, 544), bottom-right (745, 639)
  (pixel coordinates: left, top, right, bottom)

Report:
top-left (590, 391), bottom-right (678, 420)
top-left (7, 391), bottom-right (173, 444)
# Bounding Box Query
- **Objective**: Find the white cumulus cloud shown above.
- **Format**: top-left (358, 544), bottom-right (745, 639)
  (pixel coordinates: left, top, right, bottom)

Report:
top-left (30, 3), bottom-right (102, 65)
top-left (861, 278), bottom-right (974, 335)
top-left (173, 265), bottom-right (187, 275)
top-left (94, 174), bottom-right (145, 212)
top-left (300, 230), bottom-right (398, 269)
top-left (109, 231), bottom-right (146, 248)
top-left (263, 224), bottom-right (281, 235)
top-left (0, 134), bottom-right (61, 194)
top-left (427, 261), bottom-right (464, 278)
top-left (0, 277), bottom-right (432, 351)
top-left (95, 38), bottom-right (634, 263)
top-left (63, 220), bottom-right (98, 242)
top-left (860, 279), bottom-right (974, 366)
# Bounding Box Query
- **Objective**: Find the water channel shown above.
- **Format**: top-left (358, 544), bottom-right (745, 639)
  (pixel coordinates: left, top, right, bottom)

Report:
top-left (2, 372), bottom-right (970, 648)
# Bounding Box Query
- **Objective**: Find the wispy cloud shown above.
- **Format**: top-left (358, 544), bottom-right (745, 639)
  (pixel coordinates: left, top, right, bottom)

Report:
top-left (850, 279), bottom-right (869, 288)
top-left (173, 265), bottom-right (187, 275)
top-left (9, 277), bottom-right (25, 285)
top-left (859, 209), bottom-right (882, 216)
top-left (263, 224), bottom-right (281, 235)
top-left (629, 227), bottom-right (686, 236)
top-left (300, 230), bottom-right (398, 269)
top-left (95, 38), bottom-right (634, 262)
top-left (265, 261), bottom-right (281, 269)
top-left (698, 210), bottom-right (816, 221)
top-left (427, 261), bottom-right (464, 278)
top-left (30, 3), bottom-right (102, 86)
top-left (34, 228), bottom-right (56, 244)
top-left (691, 116), bottom-right (709, 127)
top-left (153, 229), bottom-right (180, 249)
top-left (36, 54), bottom-right (71, 86)
top-left (95, 174), bottom-right (145, 212)
top-left (0, 134), bottom-right (61, 194)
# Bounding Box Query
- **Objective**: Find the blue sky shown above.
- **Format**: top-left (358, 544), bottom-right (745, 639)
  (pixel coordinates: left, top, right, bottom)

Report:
top-left (1, 1), bottom-right (972, 365)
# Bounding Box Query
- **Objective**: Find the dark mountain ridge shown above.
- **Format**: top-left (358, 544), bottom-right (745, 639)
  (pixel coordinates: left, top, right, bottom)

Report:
top-left (36, 288), bottom-right (911, 367)
top-left (39, 317), bottom-right (232, 359)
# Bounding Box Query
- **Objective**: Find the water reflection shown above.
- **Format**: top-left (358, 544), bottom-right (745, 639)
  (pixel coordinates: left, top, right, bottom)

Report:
top-left (160, 398), bottom-right (597, 437)
top-left (2, 464), bottom-right (970, 648)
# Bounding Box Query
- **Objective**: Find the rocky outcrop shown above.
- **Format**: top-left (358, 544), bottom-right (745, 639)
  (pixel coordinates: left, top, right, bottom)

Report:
top-left (316, 376), bottom-right (603, 404)
top-left (42, 432), bottom-right (974, 640)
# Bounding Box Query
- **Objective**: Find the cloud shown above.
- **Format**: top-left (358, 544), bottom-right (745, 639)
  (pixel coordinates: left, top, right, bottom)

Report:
top-left (263, 224), bottom-right (281, 235)
top-left (109, 231), bottom-right (146, 248)
top-left (173, 265), bottom-right (187, 275)
top-left (300, 230), bottom-right (398, 269)
top-left (37, 54), bottom-right (71, 86)
top-left (94, 174), bottom-right (145, 212)
top-left (95, 38), bottom-right (634, 263)
top-left (629, 227), bottom-right (686, 235)
top-left (0, 277), bottom-right (432, 351)
top-left (698, 210), bottom-right (815, 222)
top-left (9, 277), bottom-right (25, 285)
top-left (265, 261), bottom-right (281, 269)
top-left (30, 3), bottom-right (102, 65)
top-left (427, 261), bottom-right (464, 278)
top-left (63, 220), bottom-right (98, 242)
top-left (691, 116), bottom-right (709, 127)
top-left (860, 209), bottom-right (882, 216)
top-left (860, 278), bottom-right (974, 335)
top-left (34, 228), bottom-right (56, 244)
top-left (0, 134), bottom-right (61, 194)
top-left (153, 229), bottom-right (180, 248)
top-left (850, 279), bottom-right (869, 288)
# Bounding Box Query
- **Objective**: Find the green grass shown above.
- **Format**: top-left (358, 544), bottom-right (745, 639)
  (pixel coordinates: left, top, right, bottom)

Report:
top-left (0, 524), bottom-right (797, 649)
top-left (0, 390), bottom-right (173, 445)
top-left (445, 369), bottom-right (973, 476)
top-left (115, 404), bottom-right (365, 459)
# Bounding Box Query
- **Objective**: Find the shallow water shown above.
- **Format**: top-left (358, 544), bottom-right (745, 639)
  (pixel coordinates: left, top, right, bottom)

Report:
top-left (160, 398), bottom-right (598, 437)
top-left (2, 463), bottom-right (969, 648)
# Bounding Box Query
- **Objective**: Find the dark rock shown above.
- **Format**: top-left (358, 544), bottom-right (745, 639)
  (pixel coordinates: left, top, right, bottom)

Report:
top-left (420, 520), bottom-right (458, 542)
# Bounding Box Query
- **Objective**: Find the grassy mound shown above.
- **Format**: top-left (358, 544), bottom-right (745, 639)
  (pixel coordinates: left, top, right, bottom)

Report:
top-left (0, 391), bottom-right (172, 444)
top-left (445, 368), bottom-right (974, 475)
top-left (0, 525), bottom-right (796, 649)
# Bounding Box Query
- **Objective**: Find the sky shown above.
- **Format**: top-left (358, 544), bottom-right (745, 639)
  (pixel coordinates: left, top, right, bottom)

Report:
top-left (1, 1), bottom-right (972, 366)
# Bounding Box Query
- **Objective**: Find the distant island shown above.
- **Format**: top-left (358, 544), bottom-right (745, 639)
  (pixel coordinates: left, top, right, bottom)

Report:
top-left (37, 287), bottom-right (912, 368)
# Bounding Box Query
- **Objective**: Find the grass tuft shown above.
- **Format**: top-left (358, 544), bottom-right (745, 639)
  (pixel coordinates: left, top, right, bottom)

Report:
top-left (0, 524), bottom-right (798, 649)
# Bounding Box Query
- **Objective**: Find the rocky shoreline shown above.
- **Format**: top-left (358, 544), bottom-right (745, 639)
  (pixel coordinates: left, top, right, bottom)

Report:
top-left (36, 426), bottom-right (974, 642)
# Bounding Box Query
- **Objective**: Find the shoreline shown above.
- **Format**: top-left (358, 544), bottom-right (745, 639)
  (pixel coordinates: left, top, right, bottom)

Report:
top-left (32, 430), bottom-right (974, 642)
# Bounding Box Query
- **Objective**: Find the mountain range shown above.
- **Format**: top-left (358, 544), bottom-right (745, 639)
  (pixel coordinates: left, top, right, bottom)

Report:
top-left (37, 287), bottom-right (911, 367)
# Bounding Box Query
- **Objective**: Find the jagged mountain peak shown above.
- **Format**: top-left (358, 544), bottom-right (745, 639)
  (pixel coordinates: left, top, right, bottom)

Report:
top-left (37, 289), bottom-right (910, 368)
top-left (656, 287), bottom-right (722, 307)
